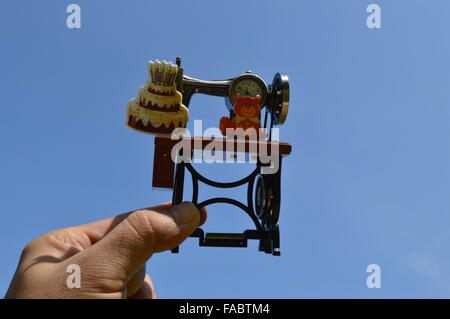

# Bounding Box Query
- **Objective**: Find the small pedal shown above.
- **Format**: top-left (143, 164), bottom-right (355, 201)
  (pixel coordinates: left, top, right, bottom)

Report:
top-left (203, 233), bottom-right (247, 247)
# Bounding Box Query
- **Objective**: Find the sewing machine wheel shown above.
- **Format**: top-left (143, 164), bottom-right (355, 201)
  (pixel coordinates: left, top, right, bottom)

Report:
top-left (269, 73), bottom-right (290, 125)
top-left (255, 175), bottom-right (271, 219)
top-left (254, 174), bottom-right (280, 224)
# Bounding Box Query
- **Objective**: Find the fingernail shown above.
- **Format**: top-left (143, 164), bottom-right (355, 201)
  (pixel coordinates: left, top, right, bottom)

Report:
top-left (171, 202), bottom-right (199, 225)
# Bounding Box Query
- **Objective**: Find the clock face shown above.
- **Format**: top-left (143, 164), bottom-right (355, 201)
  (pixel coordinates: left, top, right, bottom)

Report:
top-left (234, 79), bottom-right (265, 97)
top-left (229, 74), bottom-right (267, 106)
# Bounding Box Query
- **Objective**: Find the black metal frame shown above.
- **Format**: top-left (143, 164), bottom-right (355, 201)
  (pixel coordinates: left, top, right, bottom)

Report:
top-left (171, 150), bottom-right (282, 256)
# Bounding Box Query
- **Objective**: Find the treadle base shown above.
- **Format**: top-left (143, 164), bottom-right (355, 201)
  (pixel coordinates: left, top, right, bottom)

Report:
top-left (170, 228), bottom-right (282, 254)
top-left (203, 233), bottom-right (247, 247)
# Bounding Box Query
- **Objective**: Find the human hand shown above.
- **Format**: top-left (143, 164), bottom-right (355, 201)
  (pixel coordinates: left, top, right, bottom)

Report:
top-left (5, 202), bottom-right (207, 299)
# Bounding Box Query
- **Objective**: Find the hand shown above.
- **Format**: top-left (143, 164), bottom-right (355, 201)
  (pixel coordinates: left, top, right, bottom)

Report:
top-left (5, 202), bottom-right (207, 299)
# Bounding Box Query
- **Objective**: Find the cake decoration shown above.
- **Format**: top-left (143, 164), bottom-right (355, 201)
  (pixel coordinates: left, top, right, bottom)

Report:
top-left (126, 60), bottom-right (188, 134)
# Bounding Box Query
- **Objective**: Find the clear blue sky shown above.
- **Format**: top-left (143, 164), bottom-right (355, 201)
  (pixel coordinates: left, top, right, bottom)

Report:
top-left (1, 0), bottom-right (450, 298)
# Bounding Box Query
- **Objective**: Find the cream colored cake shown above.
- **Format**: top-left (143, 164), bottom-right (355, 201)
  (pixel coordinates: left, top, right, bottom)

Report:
top-left (126, 60), bottom-right (188, 134)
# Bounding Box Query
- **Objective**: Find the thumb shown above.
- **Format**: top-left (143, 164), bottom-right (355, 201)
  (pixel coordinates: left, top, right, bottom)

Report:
top-left (70, 202), bottom-right (200, 283)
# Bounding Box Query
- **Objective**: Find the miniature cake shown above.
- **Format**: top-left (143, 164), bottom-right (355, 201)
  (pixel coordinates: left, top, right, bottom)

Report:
top-left (127, 60), bottom-right (188, 134)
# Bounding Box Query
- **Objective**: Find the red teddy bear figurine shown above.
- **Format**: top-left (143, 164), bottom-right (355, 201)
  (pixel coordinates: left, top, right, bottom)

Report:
top-left (220, 94), bottom-right (263, 137)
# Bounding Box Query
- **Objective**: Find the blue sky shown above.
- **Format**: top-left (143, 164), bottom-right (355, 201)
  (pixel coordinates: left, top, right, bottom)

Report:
top-left (1, 0), bottom-right (450, 298)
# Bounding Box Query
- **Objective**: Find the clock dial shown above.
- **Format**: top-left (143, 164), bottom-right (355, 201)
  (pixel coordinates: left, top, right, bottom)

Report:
top-left (234, 79), bottom-right (265, 97)
top-left (229, 74), bottom-right (267, 106)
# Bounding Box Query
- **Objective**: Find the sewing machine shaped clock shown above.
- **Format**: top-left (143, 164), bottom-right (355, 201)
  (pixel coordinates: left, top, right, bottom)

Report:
top-left (126, 57), bottom-right (291, 256)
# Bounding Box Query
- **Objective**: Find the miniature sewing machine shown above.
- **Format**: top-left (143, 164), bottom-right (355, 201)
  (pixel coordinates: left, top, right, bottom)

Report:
top-left (126, 57), bottom-right (291, 256)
